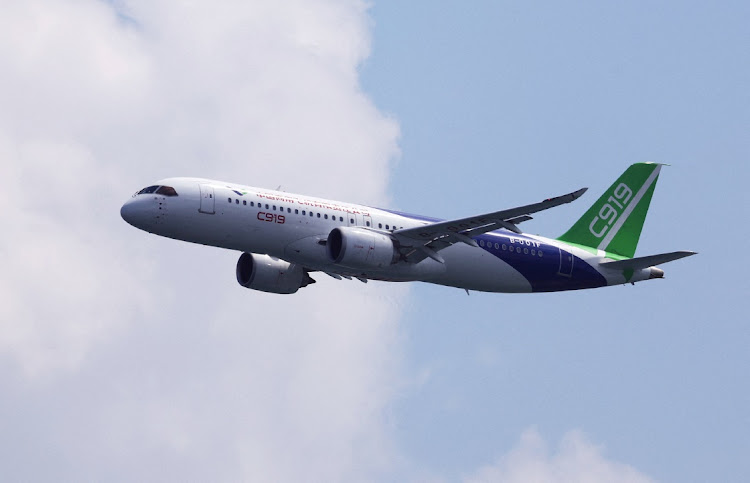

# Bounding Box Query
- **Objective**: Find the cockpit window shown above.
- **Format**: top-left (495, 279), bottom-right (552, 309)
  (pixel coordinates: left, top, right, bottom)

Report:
top-left (137, 185), bottom-right (159, 195)
top-left (155, 185), bottom-right (178, 196)
top-left (136, 185), bottom-right (179, 196)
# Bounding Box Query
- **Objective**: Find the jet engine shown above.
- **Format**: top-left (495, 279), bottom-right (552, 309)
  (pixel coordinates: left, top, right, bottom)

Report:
top-left (326, 227), bottom-right (398, 270)
top-left (236, 253), bottom-right (314, 294)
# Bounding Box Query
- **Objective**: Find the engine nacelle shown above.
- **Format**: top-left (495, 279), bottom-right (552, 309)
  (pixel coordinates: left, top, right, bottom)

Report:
top-left (327, 227), bottom-right (398, 270)
top-left (236, 253), bottom-right (314, 294)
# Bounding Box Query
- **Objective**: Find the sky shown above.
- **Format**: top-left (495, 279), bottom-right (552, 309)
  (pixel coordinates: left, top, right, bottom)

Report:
top-left (0, 1), bottom-right (748, 482)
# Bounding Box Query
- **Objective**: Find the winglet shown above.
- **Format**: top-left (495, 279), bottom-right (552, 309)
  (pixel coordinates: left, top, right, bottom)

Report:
top-left (565, 187), bottom-right (588, 202)
top-left (541, 187), bottom-right (588, 206)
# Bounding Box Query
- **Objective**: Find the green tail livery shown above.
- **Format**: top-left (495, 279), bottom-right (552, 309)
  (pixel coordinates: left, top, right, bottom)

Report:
top-left (558, 163), bottom-right (662, 258)
top-left (557, 162), bottom-right (695, 283)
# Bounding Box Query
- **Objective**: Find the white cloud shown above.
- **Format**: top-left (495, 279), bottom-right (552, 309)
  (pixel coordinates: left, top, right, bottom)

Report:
top-left (464, 428), bottom-right (655, 483)
top-left (0, 0), bottom-right (405, 480)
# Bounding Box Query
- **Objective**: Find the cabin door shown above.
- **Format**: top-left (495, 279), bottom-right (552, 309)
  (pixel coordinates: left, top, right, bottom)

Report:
top-left (199, 184), bottom-right (215, 214)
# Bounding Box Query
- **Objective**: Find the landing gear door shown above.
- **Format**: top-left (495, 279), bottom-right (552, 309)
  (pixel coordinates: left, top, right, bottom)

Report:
top-left (199, 184), bottom-right (215, 214)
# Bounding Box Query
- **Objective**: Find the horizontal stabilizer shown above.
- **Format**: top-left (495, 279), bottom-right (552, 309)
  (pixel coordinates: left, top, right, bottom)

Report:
top-left (599, 251), bottom-right (697, 270)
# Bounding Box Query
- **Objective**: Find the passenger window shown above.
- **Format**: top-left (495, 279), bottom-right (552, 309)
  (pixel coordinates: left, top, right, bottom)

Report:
top-left (265, 204), bottom-right (269, 209)
top-left (288, 208), bottom-right (292, 213)
top-left (251, 201), bottom-right (254, 207)
top-left (385, 225), bottom-right (389, 229)
top-left (350, 218), bottom-right (354, 224)
top-left (243, 200), bottom-right (247, 205)
top-left (273, 205), bottom-right (276, 211)
top-left (302, 210), bottom-right (306, 215)
top-left (295, 209), bottom-right (299, 214)
top-left (317, 213), bottom-right (321, 218)
top-left (378, 223), bottom-right (382, 228)
top-left (366, 221), bottom-right (370, 226)
top-left (279, 206), bottom-right (283, 211)
top-left (228, 198), bottom-right (232, 203)
top-left (324, 214), bottom-right (328, 219)
top-left (309, 212), bottom-right (313, 217)
top-left (235, 199), bottom-right (239, 204)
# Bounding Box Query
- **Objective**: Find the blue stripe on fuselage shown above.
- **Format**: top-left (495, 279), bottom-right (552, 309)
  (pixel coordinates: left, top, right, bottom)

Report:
top-left (476, 233), bottom-right (606, 292)
top-left (379, 208), bottom-right (606, 292)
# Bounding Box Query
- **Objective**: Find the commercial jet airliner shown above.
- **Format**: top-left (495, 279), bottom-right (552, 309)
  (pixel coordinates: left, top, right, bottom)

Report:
top-left (121, 163), bottom-right (695, 294)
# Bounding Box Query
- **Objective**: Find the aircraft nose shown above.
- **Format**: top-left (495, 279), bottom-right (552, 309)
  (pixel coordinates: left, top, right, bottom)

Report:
top-left (120, 200), bottom-right (138, 226)
top-left (121, 198), bottom-right (151, 229)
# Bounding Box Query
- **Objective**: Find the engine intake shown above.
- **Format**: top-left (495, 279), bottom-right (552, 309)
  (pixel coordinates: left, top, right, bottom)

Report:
top-left (236, 253), bottom-right (314, 294)
top-left (327, 227), bottom-right (398, 270)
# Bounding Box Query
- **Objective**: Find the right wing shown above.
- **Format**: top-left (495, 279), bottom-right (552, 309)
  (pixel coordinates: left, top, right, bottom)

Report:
top-left (392, 188), bottom-right (588, 263)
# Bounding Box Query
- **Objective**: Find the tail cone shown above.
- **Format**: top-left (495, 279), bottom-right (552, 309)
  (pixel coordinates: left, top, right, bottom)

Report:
top-left (649, 267), bottom-right (665, 279)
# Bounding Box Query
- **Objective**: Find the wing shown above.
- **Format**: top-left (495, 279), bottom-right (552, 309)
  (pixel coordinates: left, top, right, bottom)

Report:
top-left (392, 187), bottom-right (588, 263)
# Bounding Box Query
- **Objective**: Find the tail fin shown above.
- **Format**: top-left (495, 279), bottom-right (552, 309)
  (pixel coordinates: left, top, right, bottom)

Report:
top-left (557, 163), bottom-right (663, 258)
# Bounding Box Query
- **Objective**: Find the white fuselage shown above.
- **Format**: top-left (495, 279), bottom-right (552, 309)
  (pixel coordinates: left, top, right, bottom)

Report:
top-left (121, 177), bottom-right (654, 293)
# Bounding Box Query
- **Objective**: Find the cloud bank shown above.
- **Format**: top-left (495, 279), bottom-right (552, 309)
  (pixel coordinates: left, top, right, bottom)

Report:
top-left (0, 0), bottom-right (404, 480)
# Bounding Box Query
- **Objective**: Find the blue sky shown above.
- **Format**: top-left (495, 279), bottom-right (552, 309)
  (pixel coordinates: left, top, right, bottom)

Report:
top-left (362, 1), bottom-right (749, 481)
top-left (0, 1), bottom-right (747, 481)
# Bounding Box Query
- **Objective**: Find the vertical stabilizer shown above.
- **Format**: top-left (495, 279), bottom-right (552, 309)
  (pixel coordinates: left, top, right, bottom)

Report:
top-left (557, 163), bottom-right (662, 258)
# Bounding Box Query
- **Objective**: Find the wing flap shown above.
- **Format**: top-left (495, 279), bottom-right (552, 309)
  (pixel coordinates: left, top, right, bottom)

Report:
top-left (506, 215), bottom-right (533, 225)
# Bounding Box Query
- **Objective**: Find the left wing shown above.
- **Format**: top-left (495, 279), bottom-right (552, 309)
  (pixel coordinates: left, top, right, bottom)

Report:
top-left (392, 187), bottom-right (588, 264)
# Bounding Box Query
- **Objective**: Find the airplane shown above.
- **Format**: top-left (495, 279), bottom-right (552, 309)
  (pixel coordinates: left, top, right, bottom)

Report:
top-left (121, 163), bottom-right (695, 294)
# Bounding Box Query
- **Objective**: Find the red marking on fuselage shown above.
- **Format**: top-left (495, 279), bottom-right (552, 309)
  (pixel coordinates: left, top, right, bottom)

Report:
top-left (257, 212), bottom-right (285, 224)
